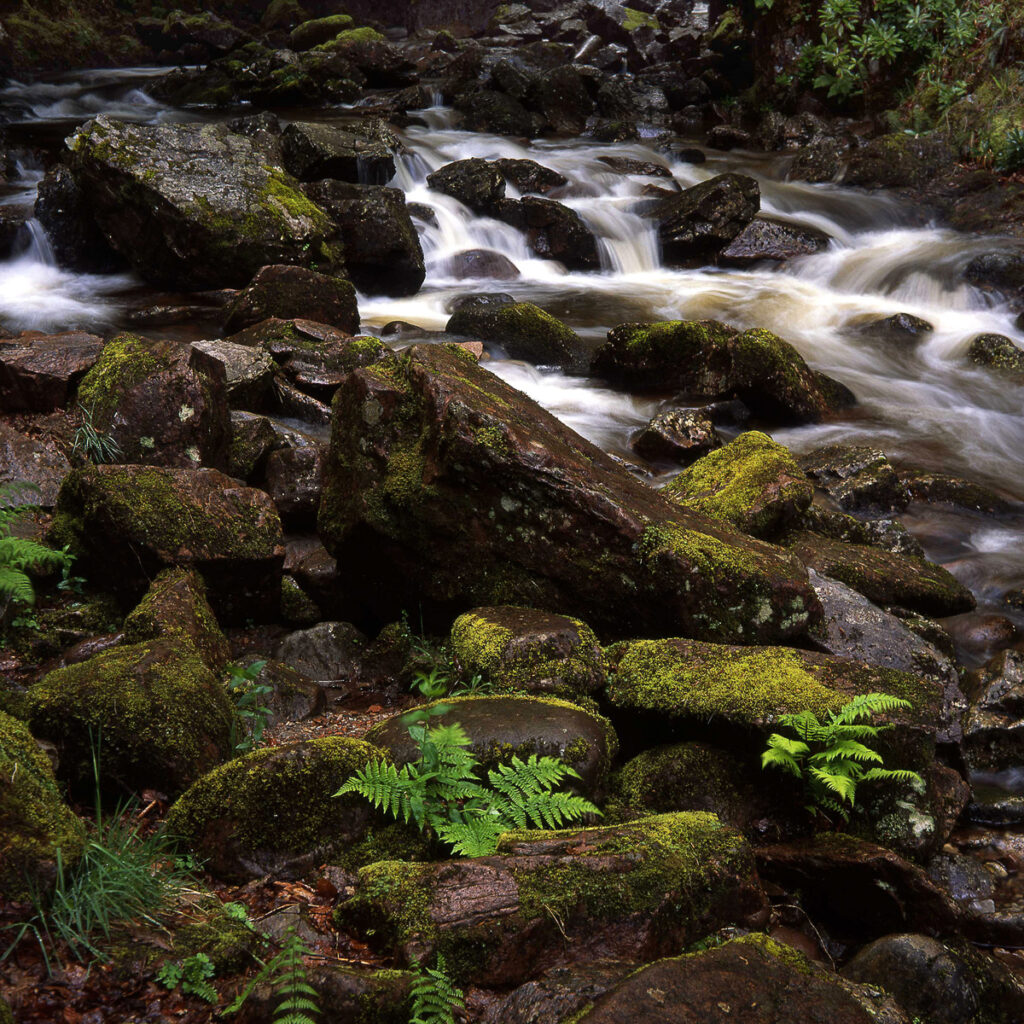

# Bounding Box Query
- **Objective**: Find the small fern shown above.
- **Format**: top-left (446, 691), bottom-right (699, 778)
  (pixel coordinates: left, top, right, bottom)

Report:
top-left (761, 692), bottom-right (922, 822)
top-left (409, 953), bottom-right (464, 1024)
top-left (0, 482), bottom-right (72, 609)
top-left (336, 707), bottom-right (600, 857)
top-left (226, 926), bottom-right (319, 1024)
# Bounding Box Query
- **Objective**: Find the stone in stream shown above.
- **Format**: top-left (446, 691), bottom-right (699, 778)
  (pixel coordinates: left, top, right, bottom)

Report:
top-left (189, 339), bottom-right (276, 411)
top-left (263, 444), bottom-right (325, 530)
top-left (855, 312), bottom-right (934, 344)
top-left (335, 812), bottom-right (768, 986)
top-left (784, 503), bottom-right (924, 559)
top-left (591, 320), bottom-right (855, 424)
top-left (280, 119), bottom-right (399, 185)
top-left (74, 334), bottom-right (230, 470)
top-left (0, 423), bottom-right (70, 509)
top-left (962, 650), bottom-right (1024, 773)
top-left (323, 30), bottom-right (418, 88)
top-left (317, 343), bottom-right (820, 643)
top-left (426, 157), bottom-right (507, 214)
top-left (289, 14), bottom-right (356, 51)
top-left (494, 157), bottom-right (567, 194)
top-left (966, 332), bottom-right (1024, 377)
top-left (898, 468), bottom-right (1015, 516)
top-left (663, 430), bottom-right (813, 539)
top-left (49, 465), bottom-right (284, 623)
top-left (0, 202), bottom-right (30, 259)
top-left (446, 248), bottom-right (521, 280)
top-left (64, 116), bottom-right (344, 289)
top-left (799, 443), bottom-right (911, 514)
top-left (0, 331), bottom-right (103, 412)
top-left (454, 87), bottom-right (540, 137)
top-left (718, 217), bottom-right (832, 266)
top-left (534, 65), bottom-right (594, 133)
top-left (631, 407), bottom-right (723, 464)
top-left (222, 265), bottom-right (360, 335)
top-left (500, 195), bottom-right (601, 270)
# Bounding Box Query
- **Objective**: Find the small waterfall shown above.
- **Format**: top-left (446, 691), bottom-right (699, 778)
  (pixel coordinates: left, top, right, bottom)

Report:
top-left (17, 219), bottom-right (57, 265)
top-left (572, 200), bottom-right (660, 275)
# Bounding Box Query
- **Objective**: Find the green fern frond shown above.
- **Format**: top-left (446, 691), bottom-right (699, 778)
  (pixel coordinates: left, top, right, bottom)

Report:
top-left (808, 766), bottom-right (858, 803)
top-left (434, 818), bottom-right (508, 858)
top-left (832, 692), bottom-right (911, 724)
top-left (0, 565), bottom-right (36, 605)
top-left (409, 953), bottom-right (464, 1024)
top-left (860, 767), bottom-right (922, 785)
top-left (810, 740), bottom-right (884, 763)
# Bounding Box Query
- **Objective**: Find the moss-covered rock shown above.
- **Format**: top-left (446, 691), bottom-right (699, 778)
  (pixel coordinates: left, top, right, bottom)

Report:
top-left (663, 431), bottom-right (812, 538)
top-left (281, 119), bottom-right (397, 185)
top-left (28, 638), bottom-right (233, 797)
top-left (166, 737), bottom-right (398, 882)
top-left (289, 13), bottom-right (355, 50)
top-left (335, 812), bottom-right (767, 986)
top-left (0, 710), bottom-right (86, 899)
top-left (449, 606), bottom-right (605, 698)
top-left (123, 568), bottom-right (229, 673)
top-left (798, 443), bottom-right (910, 514)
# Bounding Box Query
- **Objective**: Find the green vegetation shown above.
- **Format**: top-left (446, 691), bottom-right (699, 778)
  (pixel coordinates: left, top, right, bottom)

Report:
top-left (72, 401), bottom-right (122, 465)
top-left (0, 482), bottom-right (71, 613)
top-left (157, 952), bottom-right (218, 1004)
top-left (337, 707), bottom-right (599, 857)
top-left (226, 925), bottom-right (320, 1024)
top-left (761, 692), bottom-right (922, 821)
top-left (226, 659), bottom-right (271, 754)
top-left (409, 954), bottom-right (464, 1024)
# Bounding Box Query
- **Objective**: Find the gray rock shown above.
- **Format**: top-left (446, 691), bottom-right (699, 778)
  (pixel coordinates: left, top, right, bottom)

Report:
top-left (276, 621), bottom-right (368, 684)
top-left (719, 217), bottom-right (831, 266)
top-left (963, 649), bottom-right (1024, 772)
top-left (632, 408), bottom-right (722, 464)
top-left (281, 120), bottom-right (398, 184)
top-left (799, 444), bottom-right (910, 514)
top-left (0, 423), bottom-right (71, 508)
top-left (190, 340), bottom-right (276, 411)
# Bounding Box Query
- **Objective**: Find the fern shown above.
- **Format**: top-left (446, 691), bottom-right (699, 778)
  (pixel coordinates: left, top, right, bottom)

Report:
top-left (0, 482), bottom-right (72, 609)
top-left (226, 926), bottom-right (319, 1024)
top-left (336, 708), bottom-right (600, 857)
top-left (409, 953), bottom-right (464, 1024)
top-left (761, 693), bottom-right (922, 822)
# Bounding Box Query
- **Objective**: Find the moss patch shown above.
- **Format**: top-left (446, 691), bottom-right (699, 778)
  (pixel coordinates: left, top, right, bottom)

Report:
top-left (77, 333), bottom-right (172, 428)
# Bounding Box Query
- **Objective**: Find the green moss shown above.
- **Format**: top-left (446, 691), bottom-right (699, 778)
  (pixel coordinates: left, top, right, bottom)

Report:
top-left (173, 903), bottom-right (258, 973)
top-left (317, 25), bottom-right (385, 49)
top-left (77, 334), bottom-right (172, 427)
top-left (473, 426), bottom-right (512, 457)
top-left (622, 6), bottom-right (659, 30)
top-left (280, 575), bottom-right (321, 625)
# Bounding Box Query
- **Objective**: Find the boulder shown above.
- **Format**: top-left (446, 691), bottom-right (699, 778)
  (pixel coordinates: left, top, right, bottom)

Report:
top-left (0, 710), bottom-right (86, 900)
top-left (798, 444), bottom-right (910, 514)
top-left (0, 331), bottom-right (103, 412)
top-left (445, 248), bottom-right (520, 279)
top-left (898, 468), bottom-right (1014, 516)
top-left (251, 659), bottom-right (325, 726)
top-left (631, 407), bottom-right (722, 464)
top-left (229, 411), bottom-right (279, 480)
top-left (841, 133), bottom-right (956, 191)
top-left (786, 503), bottom-right (924, 559)
top-left (454, 87), bottom-right (538, 136)
top-left (534, 65), bottom-right (593, 133)
top-left (50, 465), bottom-right (284, 623)
top-left (166, 737), bottom-right (396, 881)
top-left (276, 621), bottom-right (368, 685)
top-left (494, 157), bottom-right (567, 194)
top-left (788, 533), bottom-right (976, 618)
top-left (0, 424), bottom-right (70, 509)
top-left (481, 962), bottom-right (633, 1024)
top-left (264, 445), bottom-right (324, 529)
top-left (449, 606), bottom-right (605, 698)
top-left (366, 695), bottom-right (617, 800)
top-left (426, 158), bottom-right (506, 214)
top-left (189, 339), bottom-right (276, 411)
top-left (65, 116), bottom-right (343, 289)
top-left (508, 196), bottom-right (600, 269)
top-left (445, 300), bottom-right (586, 370)
top-left (280, 119), bottom-right (398, 184)
top-left (856, 313), bottom-right (933, 344)
top-left (335, 813), bottom-right (768, 986)
top-left (963, 650), bottom-right (1024, 773)
top-left (592, 320), bottom-right (855, 424)
top-left (966, 333), bottom-right (1024, 377)
top-left (663, 431), bottom-right (813, 539)
top-left (222, 265), bottom-right (359, 335)
top-left (719, 217), bottom-right (831, 266)
top-left (302, 180), bottom-right (424, 297)
top-left (34, 166), bottom-right (124, 273)
top-left (317, 344), bottom-right (820, 643)
top-left (289, 14), bottom-right (355, 50)
top-left (28, 638), bottom-right (234, 797)
top-left (323, 30), bottom-right (417, 88)
top-left (75, 333), bottom-right (230, 469)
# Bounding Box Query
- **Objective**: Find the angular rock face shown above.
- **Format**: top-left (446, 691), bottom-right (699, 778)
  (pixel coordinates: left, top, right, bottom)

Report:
top-left (222, 265), bottom-right (359, 335)
top-left (281, 120), bottom-right (398, 185)
top-left (317, 344), bottom-right (820, 643)
top-left (799, 443), bottom-right (910, 514)
top-left (0, 331), bottom-right (103, 412)
top-left (963, 650), bottom-right (1024, 772)
top-left (508, 196), bottom-right (601, 269)
top-left (719, 217), bottom-right (831, 266)
top-left (50, 465), bottom-right (284, 623)
top-left (631, 407), bottom-right (722, 465)
top-left (427, 158), bottom-right (506, 214)
top-left (0, 423), bottom-right (70, 508)
top-left (65, 116), bottom-right (343, 289)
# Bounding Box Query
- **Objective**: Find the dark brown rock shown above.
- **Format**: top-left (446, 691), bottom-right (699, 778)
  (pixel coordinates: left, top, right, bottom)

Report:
top-left (280, 119), bottom-right (398, 184)
top-left (264, 445), bottom-right (325, 530)
top-left (719, 217), bottom-right (831, 266)
top-left (445, 248), bottom-right (520, 280)
top-left (515, 196), bottom-right (600, 269)
top-left (427, 157), bottom-right (506, 214)
top-left (494, 157), bottom-right (567, 194)
top-left (223, 265), bottom-right (359, 335)
top-left (632, 408), bottom-right (723, 464)
top-left (0, 332), bottom-right (103, 412)
top-left (0, 423), bottom-right (70, 508)
top-left (963, 650), bottom-right (1024, 773)
top-left (799, 444), bottom-right (910, 514)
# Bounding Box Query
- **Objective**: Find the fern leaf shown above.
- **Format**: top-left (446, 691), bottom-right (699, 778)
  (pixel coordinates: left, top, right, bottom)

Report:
top-left (0, 565), bottom-right (35, 605)
top-left (808, 766), bottom-right (857, 803)
top-left (435, 818), bottom-right (507, 857)
top-left (810, 740), bottom-right (883, 764)
top-left (833, 692), bottom-right (911, 724)
top-left (860, 767), bottom-right (922, 785)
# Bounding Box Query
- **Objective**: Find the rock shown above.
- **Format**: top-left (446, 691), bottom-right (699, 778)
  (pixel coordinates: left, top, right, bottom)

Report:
top-left (160, 10), bottom-right (248, 58)
top-left (449, 607), bottom-right (605, 698)
top-left (534, 64), bottom-right (593, 132)
top-left (252, 660), bottom-right (326, 725)
top-left (480, 962), bottom-right (633, 1024)
top-left (788, 533), bottom-right (976, 618)
top-left (964, 249), bottom-right (1024, 296)
top-left (604, 637), bottom-right (941, 765)
top-left (843, 933), bottom-right (1024, 1024)
top-left (189, 339), bottom-right (276, 411)
top-left (278, 334), bottom-right (390, 402)
top-left (0, 424), bottom-right (70, 509)
top-left (28, 638), bottom-right (234, 797)
top-left (280, 119), bottom-right (398, 184)
top-left (272, 376), bottom-right (332, 424)
top-left (632, 407), bottom-right (722, 464)
top-left (336, 812), bottom-right (768, 986)
top-left (494, 157), bottom-right (567, 194)
top-left (719, 217), bottom-right (831, 266)
top-left (592, 321), bottom-right (855, 424)
top-left (122, 567), bottom-right (230, 673)
top-left (799, 444), bottom-right (910, 514)
top-left (446, 300), bottom-right (585, 370)
top-left (663, 431), bottom-right (813, 539)
top-left (511, 195), bottom-right (600, 269)
top-left (856, 313), bottom-right (934, 344)
top-left (367, 694), bottom-right (617, 799)
top-left (317, 344), bottom-right (820, 643)
top-left (166, 737), bottom-right (395, 882)
top-left (427, 157), bottom-right (506, 214)
top-left (0, 331), bottom-right (103, 412)
top-left (646, 173), bottom-right (760, 264)
top-left (276, 621), bottom-right (368, 684)
top-left (323, 30), bottom-right (416, 88)
top-left (454, 87), bottom-right (538, 136)
top-left (302, 181), bottom-right (425, 297)
top-left (899, 468), bottom-right (1014, 515)
top-left (289, 14), bottom-right (354, 50)
top-left (841, 133), bottom-right (956, 191)
top-left (66, 116), bottom-right (343, 289)
top-left (264, 445), bottom-right (324, 529)
top-left (757, 834), bottom-right (958, 939)
top-left (229, 411), bottom-right (278, 480)
top-left (963, 650), bottom-right (1024, 773)
top-left (706, 124), bottom-right (754, 150)
top-left (0, 710), bottom-right (86, 899)
top-left (0, 203), bottom-right (30, 260)
top-left (75, 333), bottom-right (229, 470)
top-left (223, 265), bottom-right (359, 335)
top-left (786, 504), bottom-right (924, 559)
top-left (445, 248), bottom-right (520, 279)
top-left (50, 465), bottom-right (284, 624)
top-left (966, 333), bottom-right (1024, 377)
top-left (598, 155), bottom-right (672, 178)
top-left (574, 934), bottom-right (911, 1024)
top-left (280, 575), bottom-right (321, 626)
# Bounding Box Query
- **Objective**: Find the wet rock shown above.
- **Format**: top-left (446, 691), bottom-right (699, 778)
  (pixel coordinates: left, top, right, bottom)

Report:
top-left (272, 376), bottom-right (332, 424)
top-left (899, 468), bottom-right (1014, 515)
top-left (50, 465), bottom-right (284, 624)
top-left (277, 334), bottom-right (390, 402)
top-left (336, 812), bottom-right (767, 986)
top-left (0, 424), bottom-right (70, 509)
top-left (454, 86), bottom-right (539, 136)
top-left (0, 203), bottom-right (30, 260)
top-left (223, 265), bottom-right (359, 335)
top-left (790, 135), bottom-right (850, 183)
top-left (189, 339), bottom-right (276, 412)
top-left (799, 444), bottom-right (910, 514)
top-left (446, 299), bottom-right (585, 370)
top-left (592, 320), bottom-right (855, 425)
top-left (534, 64), bottom-right (593, 133)
top-left (963, 650), bottom-right (1024, 773)
top-left (494, 157), bottom-right (567, 194)
top-left (280, 575), bottom-right (321, 626)
top-left (927, 849), bottom-right (996, 906)
top-left (0, 331), bottom-right (103, 412)
top-left (632, 407), bottom-right (722, 464)
top-left (706, 124), bottom-right (754, 151)
top-left (254, 659), bottom-right (325, 725)
top-left (512, 195), bottom-right (600, 269)
top-left (317, 343), bottom-right (820, 643)
top-left (289, 14), bottom-right (355, 51)
top-left (276, 621), bottom-right (367, 685)
top-left (29, 637), bottom-right (234, 797)
top-left (575, 934), bottom-right (911, 1024)
top-left (479, 962), bottom-right (633, 1024)
top-left (445, 248), bottom-right (520, 279)
top-left (427, 157), bottom-right (506, 214)
top-left (718, 217), bottom-right (831, 266)
top-left (948, 613), bottom-right (1019, 665)
top-left (788, 533), bottom-right (976, 617)
top-left (598, 155), bottom-right (672, 178)
top-left (966, 333), bottom-right (1024, 377)
top-left (66, 116), bottom-right (343, 289)
top-left (302, 181), bottom-right (425, 296)
top-left (856, 312), bottom-right (934, 344)
top-left (368, 694), bottom-right (616, 799)
top-left (166, 737), bottom-right (392, 882)
top-left (229, 411), bottom-right (278, 480)
top-left (787, 504), bottom-right (924, 559)
top-left (281, 119), bottom-right (398, 185)
top-left (323, 30), bottom-right (417, 88)
top-left (264, 444), bottom-right (324, 530)
top-left (159, 10), bottom-right (248, 58)
top-left (841, 133), bottom-right (956, 191)
top-left (663, 430), bottom-right (813, 539)
top-left (449, 606), bottom-right (605, 698)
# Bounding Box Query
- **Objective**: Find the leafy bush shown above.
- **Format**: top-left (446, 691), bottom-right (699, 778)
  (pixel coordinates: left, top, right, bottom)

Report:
top-left (761, 692), bottom-right (922, 822)
top-left (226, 659), bottom-right (271, 754)
top-left (336, 707), bottom-right (600, 857)
top-left (0, 481), bottom-right (73, 612)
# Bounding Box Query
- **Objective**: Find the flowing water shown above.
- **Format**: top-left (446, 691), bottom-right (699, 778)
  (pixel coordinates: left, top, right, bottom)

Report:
top-left (3, 72), bottom-right (1024, 640)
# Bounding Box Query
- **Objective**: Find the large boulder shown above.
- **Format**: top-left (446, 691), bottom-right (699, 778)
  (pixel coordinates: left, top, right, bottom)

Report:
top-left (719, 217), bottom-right (831, 266)
top-left (317, 344), bottom-right (820, 643)
top-left (28, 638), bottom-right (234, 797)
top-left (503, 196), bottom-right (601, 270)
top-left (222, 265), bottom-right (359, 335)
top-left (426, 158), bottom-right (506, 215)
top-left (335, 813), bottom-right (768, 986)
top-left (64, 116), bottom-right (343, 289)
top-left (50, 465), bottom-right (284, 623)
top-left (0, 331), bottom-right (103, 412)
top-left (592, 320), bottom-right (854, 424)
top-left (280, 119), bottom-right (398, 185)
